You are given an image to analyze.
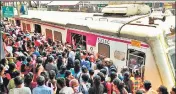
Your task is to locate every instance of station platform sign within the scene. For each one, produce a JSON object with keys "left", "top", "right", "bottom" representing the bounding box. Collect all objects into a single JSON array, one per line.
[{"left": 2, "top": 6, "right": 14, "bottom": 18}]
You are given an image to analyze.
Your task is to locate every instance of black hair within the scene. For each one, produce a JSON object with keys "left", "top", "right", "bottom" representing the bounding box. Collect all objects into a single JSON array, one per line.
[
  {"left": 0, "top": 64, "right": 4, "bottom": 73},
  {"left": 67, "top": 57, "right": 74, "bottom": 70},
  {"left": 49, "top": 70, "right": 56, "bottom": 80},
  {"left": 60, "top": 65, "right": 66, "bottom": 74},
  {"left": 110, "top": 72, "right": 117, "bottom": 82},
  {"left": 96, "top": 63, "right": 103, "bottom": 70},
  {"left": 16, "top": 56, "right": 22, "bottom": 61},
  {"left": 82, "top": 73, "right": 89, "bottom": 82},
  {"left": 82, "top": 66, "right": 88, "bottom": 73},
  {"left": 85, "top": 57, "right": 89, "bottom": 61},
  {"left": 37, "top": 76, "right": 45, "bottom": 86},
  {"left": 48, "top": 56, "right": 54, "bottom": 63},
  {"left": 21, "top": 56, "right": 26, "bottom": 61},
  {"left": 65, "top": 70, "right": 71, "bottom": 78},
  {"left": 113, "top": 78, "right": 124, "bottom": 94},
  {"left": 100, "top": 68, "right": 107, "bottom": 76},
  {"left": 24, "top": 72, "right": 33, "bottom": 87},
  {"left": 14, "top": 76, "right": 23, "bottom": 86},
  {"left": 21, "top": 64, "right": 26, "bottom": 72},
  {"left": 89, "top": 69, "right": 94, "bottom": 76},
  {"left": 172, "top": 86, "right": 176, "bottom": 93},
  {"left": 57, "top": 55, "right": 63, "bottom": 70},
  {"left": 8, "top": 63, "right": 16, "bottom": 72},
  {"left": 158, "top": 85, "right": 168, "bottom": 94},
  {"left": 83, "top": 51, "right": 87, "bottom": 56},
  {"left": 13, "top": 71, "right": 21, "bottom": 77},
  {"left": 57, "top": 77, "right": 66, "bottom": 88},
  {"left": 42, "top": 52, "right": 47, "bottom": 57},
  {"left": 35, "top": 64, "right": 41, "bottom": 73},
  {"left": 93, "top": 75, "right": 101, "bottom": 86},
  {"left": 18, "top": 47, "right": 23, "bottom": 52},
  {"left": 62, "top": 52, "right": 66, "bottom": 58},
  {"left": 144, "top": 80, "right": 152, "bottom": 91},
  {"left": 36, "top": 57, "right": 43, "bottom": 64},
  {"left": 34, "top": 37, "right": 37, "bottom": 41},
  {"left": 74, "top": 59, "right": 81, "bottom": 73},
  {"left": 0, "top": 58, "right": 6, "bottom": 66},
  {"left": 52, "top": 50, "right": 56, "bottom": 54},
  {"left": 41, "top": 71, "right": 49, "bottom": 83},
  {"left": 92, "top": 75, "right": 102, "bottom": 94},
  {"left": 123, "top": 72, "right": 130, "bottom": 81},
  {"left": 97, "top": 72, "right": 105, "bottom": 82},
  {"left": 134, "top": 70, "right": 140, "bottom": 77},
  {"left": 136, "top": 90, "right": 144, "bottom": 94}
]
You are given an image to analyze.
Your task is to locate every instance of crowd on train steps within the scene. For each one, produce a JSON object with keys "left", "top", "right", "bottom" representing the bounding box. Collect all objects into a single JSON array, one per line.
[{"left": 0, "top": 22, "right": 176, "bottom": 94}]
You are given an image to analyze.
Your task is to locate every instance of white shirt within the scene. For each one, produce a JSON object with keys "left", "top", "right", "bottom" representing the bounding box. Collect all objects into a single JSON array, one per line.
[
  {"left": 69, "top": 51, "right": 75, "bottom": 62},
  {"left": 59, "top": 86, "right": 74, "bottom": 94},
  {"left": 9, "top": 87, "right": 31, "bottom": 94}
]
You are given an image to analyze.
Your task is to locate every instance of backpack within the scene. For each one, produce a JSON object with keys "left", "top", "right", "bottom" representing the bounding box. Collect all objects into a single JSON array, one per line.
[{"left": 79, "top": 83, "right": 91, "bottom": 94}]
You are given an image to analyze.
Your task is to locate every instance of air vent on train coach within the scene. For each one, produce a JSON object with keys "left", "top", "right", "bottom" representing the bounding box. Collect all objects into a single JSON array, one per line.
[{"left": 101, "top": 4, "right": 151, "bottom": 16}]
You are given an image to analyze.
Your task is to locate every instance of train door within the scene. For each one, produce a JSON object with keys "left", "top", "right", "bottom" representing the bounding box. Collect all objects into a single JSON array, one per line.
[
  {"left": 16, "top": 20, "right": 21, "bottom": 26},
  {"left": 34, "top": 24, "right": 41, "bottom": 33},
  {"left": 126, "top": 49, "right": 146, "bottom": 80},
  {"left": 71, "top": 33, "right": 86, "bottom": 50},
  {"left": 22, "top": 23, "right": 26, "bottom": 32}
]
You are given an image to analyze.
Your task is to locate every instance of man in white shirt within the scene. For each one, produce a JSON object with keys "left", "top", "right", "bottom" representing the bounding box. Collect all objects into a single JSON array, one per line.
[
  {"left": 68, "top": 45, "right": 75, "bottom": 62},
  {"left": 9, "top": 76, "right": 31, "bottom": 94}
]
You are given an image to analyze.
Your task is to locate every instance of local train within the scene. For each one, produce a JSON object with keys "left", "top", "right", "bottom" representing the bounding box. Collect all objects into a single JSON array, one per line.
[{"left": 8, "top": 4, "right": 175, "bottom": 91}]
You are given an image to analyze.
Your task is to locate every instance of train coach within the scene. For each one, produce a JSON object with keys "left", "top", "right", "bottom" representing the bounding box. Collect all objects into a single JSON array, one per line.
[{"left": 8, "top": 5, "right": 175, "bottom": 91}]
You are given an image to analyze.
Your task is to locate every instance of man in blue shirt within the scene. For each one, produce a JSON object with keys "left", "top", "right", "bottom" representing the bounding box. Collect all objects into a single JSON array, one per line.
[
  {"left": 32, "top": 47, "right": 40, "bottom": 57},
  {"left": 32, "top": 76, "right": 53, "bottom": 94}
]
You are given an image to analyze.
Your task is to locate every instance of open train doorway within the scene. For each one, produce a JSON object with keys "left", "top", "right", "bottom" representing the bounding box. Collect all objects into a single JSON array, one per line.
[
  {"left": 127, "top": 49, "right": 146, "bottom": 80},
  {"left": 34, "top": 24, "right": 41, "bottom": 33},
  {"left": 16, "top": 20, "right": 21, "bottom": 26},
  {"left": 71, "top": 33, "right": 86, "bottom": 50}
]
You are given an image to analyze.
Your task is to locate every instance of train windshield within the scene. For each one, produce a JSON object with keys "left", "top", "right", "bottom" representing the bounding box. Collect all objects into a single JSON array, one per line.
[
  {"left": 167, "top": 46, "right": 175, "bottom": 76},
  {"left": 165, "top": 28, "right": 175, "bottom": 75}
]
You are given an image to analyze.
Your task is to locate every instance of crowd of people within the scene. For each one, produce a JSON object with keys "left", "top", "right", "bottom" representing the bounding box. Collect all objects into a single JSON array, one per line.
[{"left": 0, "top": 21, "right": 176, "bottom": 94}]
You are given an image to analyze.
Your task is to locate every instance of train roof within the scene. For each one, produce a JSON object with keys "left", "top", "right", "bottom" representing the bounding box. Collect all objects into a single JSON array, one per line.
[{"left": 16, "top": 10, "right": 175, "bottom": 42}]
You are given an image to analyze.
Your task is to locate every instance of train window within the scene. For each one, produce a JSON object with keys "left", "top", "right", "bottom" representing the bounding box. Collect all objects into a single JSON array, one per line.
[
  {"left": 16, "top": 20, "right": 21, "bottom": 26},
  {"left": 54, "top": 31, "right": 62, "bottom": 42},
  {"left": 45, "top": 29, "right": 53, "bottom": 40},
  {"left": 26, "top": 24, "right": 31, "bottom": 32},
  {"left": 22, "top": 23, "right": 26, "bottom": 32},
  {"left": 71, "top": 33, "right": 86, "bottom": 50},
  {"left": 98, "top": 43, "right": 110, "bottom": 58},
  {"left": 127, "top": 49, "right": 146, "bottom": 79},
  {"left": 34, "top": 24, "right": 41, "bottom": 33}
]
